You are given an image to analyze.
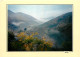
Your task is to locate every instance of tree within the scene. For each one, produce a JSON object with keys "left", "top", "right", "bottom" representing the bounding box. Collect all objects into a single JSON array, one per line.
[{"left": 16, "top": 32, "right": 53, "bottom": 51}]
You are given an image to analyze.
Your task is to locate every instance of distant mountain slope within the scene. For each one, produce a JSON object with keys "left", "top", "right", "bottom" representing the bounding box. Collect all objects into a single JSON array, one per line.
[
  {"left": 8, "top": 10, "right": 40, "bottom": 30},
  {"left": 8, "top": 10, "right": 18, "bottom": 31},
  {"left": 33, "top": 12, "right": 72, "bottom": 33},
  {"left": 32, "top": 12, "right": 72, "bottom": 49},
  {"left": 41, "top": 12, "right": 72, "bottom": 29}
]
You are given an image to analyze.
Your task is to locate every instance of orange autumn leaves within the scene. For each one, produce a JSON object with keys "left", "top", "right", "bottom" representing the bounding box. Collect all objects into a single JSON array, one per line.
[{"left": 16, "top": 32, "right": 53, "bottom": 51}]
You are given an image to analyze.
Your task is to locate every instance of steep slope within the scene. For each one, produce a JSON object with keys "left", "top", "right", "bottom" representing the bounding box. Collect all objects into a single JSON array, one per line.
[
  {"left": 8, "top": 10, "right": 18, "bottom": 31},
  {"left": 41, "top": 12, "right": 72, "bottom": 29},
  {"left": 8, "top": 10, "right": 40, "bottom": 30},
  {"left": 32, "top": 12, "right": 72, "bottom": 50},
  {"left": 33, "top": 12, "right": 72, "bottom": 34}
]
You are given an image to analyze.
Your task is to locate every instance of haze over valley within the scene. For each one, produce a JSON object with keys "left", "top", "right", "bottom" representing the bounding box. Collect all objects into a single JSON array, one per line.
[{"left": 8, "top": 5, "right": 72, "bottom": 51}]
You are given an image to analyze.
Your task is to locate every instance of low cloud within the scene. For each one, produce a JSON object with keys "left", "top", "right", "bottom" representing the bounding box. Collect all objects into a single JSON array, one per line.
[{"left": 12, "top": 22, "right": 24, "bottom": 26}]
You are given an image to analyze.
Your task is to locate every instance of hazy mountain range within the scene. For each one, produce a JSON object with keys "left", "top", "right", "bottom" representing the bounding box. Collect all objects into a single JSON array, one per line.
[
  {"left": 30, "top": 12, "right": 72, "bottom": 47},
  {"left": 8, "top": 10, "right": 41, "bottom": 30},
  {"left": 8, "top": 10, "right": 72, "bottom": 49}
]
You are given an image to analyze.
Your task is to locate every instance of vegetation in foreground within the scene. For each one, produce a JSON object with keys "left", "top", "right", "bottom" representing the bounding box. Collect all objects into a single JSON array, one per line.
[{"left": 8, "top": 31, "right": 53, "bottom": 51}]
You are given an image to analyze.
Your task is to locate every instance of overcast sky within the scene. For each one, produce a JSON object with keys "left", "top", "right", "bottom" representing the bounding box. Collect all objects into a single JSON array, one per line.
[{"left": 8, "top": 5, "right": 72, "bottom": 22}]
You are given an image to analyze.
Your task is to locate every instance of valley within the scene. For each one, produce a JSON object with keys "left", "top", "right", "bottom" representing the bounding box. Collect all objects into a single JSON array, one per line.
[{"left": 8, "top": 10, "right": 72, "bottom": 51}]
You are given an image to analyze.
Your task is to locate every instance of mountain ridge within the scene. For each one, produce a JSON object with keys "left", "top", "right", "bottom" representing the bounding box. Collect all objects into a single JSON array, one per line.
[
  {"left": 8, "top": 10, "right": 41, "bottom": 30},
  {"left": 30, "top": 12, "right": 72, "bottom": 48}
]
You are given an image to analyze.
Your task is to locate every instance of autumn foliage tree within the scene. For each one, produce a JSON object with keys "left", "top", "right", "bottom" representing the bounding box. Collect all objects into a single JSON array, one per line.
[{"left": 16, "top": 32, "right": 53, "bottom": 51}]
